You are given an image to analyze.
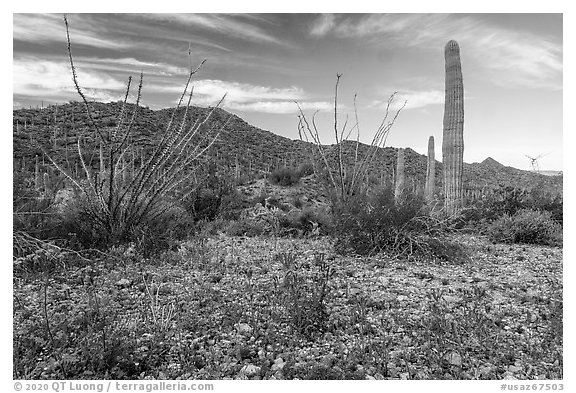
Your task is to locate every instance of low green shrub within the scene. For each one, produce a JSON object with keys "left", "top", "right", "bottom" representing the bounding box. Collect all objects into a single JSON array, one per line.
[
  {"left": 296, "top": 161, "right": 315, "bottom": 178},
  {"left": 278, "top": 208, "right": 333, "bottom": 236},
  {"left": 269, "top": 167, "right": 301, "bottom": 187},
  {"left": 224, "top": 218, "right": 266, "bottom": 237},
  {"left": 487, "top": 209, "right": 562, "bottom": 246},
  {"left": 273, "top": 252, "right": 335, "bottom": 337},
  {"left": 332, "top": 187, "right": 466, "bottom": 262},
  {"left": 461, "top": 185, "right": 563, "bottom": 228}
]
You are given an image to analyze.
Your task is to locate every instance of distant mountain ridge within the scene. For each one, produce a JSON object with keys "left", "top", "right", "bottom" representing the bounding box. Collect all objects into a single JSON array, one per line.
[{"left": 13, "top": 102, "right": 562, "bottom": 196}]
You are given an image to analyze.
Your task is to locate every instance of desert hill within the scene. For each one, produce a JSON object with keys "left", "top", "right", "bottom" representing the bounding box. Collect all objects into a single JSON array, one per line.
[{"left": 13, "top": 102, "right": 562, "bottom": 196}]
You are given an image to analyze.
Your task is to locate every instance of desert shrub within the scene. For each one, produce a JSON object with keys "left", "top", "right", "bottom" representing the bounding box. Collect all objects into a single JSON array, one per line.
[
  {"left": 186, "top": 189, "right": 222, "bottom": 221},
  {"left": 278, "top": 208, "right": 333, "bottom": 237},
  {"left": 333, "top": 187, "right": 466, "bottom": 262},
  {"left": 183, "top": 177, "right": 235, "bottom": 223},
  {"left": 296, "top": 161, "right": 315, "bottom": 177},
  {"left": 269, "top": 167, "right": 301, "bottom": 187},
  {"left": 292, "top": 195, "right": 304, "bottom": 209},
  {"left": 487, "top": 209, "right": 562, "bottom": 246},
  {"left": 273, "top": 252, "right": 335, "bottom": 337},
  {"left": 224, "top": 218, "right": 266, "bottom": 237},
  {"left": 131, "top": 207, "right": 196, "bottom": 257},
  {"left": 460, "top": 185, "right": 563, "bottom": 228},
  {"left": 524, "top": 190, "right": 563, "bottom": 225}
]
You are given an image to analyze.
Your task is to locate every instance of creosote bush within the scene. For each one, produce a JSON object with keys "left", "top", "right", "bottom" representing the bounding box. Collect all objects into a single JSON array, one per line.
[
  {"left": 487, "top": 209, "right": 562, "bottom": 246},
  {"left": 269, "top": 167, "right": 301, "bottom": 187},
  {"left": 273, "top": 251, "right": 335, "bottom": 337},
  {"left": 459, "top": 185, "right": 563, "bottom": 230},
  {"left": 278, "top": 208, "right": 333, "bottom": 237},
  {"left": 296, "top": 161, "right": 315, "bottom": 178},
  {"left": 333, "top": 187, "right": 466, "bottom": 263}
]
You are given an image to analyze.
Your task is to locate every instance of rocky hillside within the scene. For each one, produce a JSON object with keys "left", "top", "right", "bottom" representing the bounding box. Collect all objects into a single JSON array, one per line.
[{"left": 13, "top": 102, "right": 562, "bottom": 196}]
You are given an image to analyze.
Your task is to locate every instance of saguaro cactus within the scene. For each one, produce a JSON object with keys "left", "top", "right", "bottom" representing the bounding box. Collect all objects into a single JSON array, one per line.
[
  {"left": 34, "top": 155, "right": 41, "bottom": 191},
  {"left": 442, "top": 40, "right": 464, "bottom": 215},
  {"left": 43, "top": 172, "right": 52, "bottom": 195},
  {"left": 394, "top": 148, "right": 406, "bottom": 203},
  {"left": 425, "top": 136, "right": 436, "bottom": 202}
]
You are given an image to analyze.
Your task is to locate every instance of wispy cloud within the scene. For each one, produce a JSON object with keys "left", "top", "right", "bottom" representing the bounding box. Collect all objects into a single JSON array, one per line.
[
  {"left": 148, "top": 79, "right": 332, "bottom": 114},
  {"left": 13, "top": 14, "right": 130, "bottom": 50},
  {"left": 372, "top": 89, "right": 444, "bottom": 111},
  {"left": 310, "top": 14, "right": 336, "bottom": 37},
  {"left": 13, "top": 57, "right": 126, "bottom": 101},
  {"left": 310, "top": 14, "right": 562, "bottom": 90},
  {"left": 12, "top": 53, "right": 329, "bottom": 114},
  {"left": 76, "top": 57, "right": 188, "bottom": 77},
  {"left": 226, "top": 101, "right": 332, "bottom": 114},
  {"left": 136, "top": 14, "right": 289, "bottom": 46}
]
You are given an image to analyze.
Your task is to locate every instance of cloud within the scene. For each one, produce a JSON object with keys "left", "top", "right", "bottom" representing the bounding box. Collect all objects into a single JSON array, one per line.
[
  {"left": 13, "top": 13, "right": 130, "bottom": 50},
  {"left": 309, "top": 14, "right": 562, "bottom": 90},
  {"left": 372, "top": 89, "right": 444, "bottom": 111},
  {"left": 76, "top": 57, "right": 188, "bottom": 77},
  {"left": 136, "top": 14, "right": 288, "bottom": 46},
  {"left": 226, "top": 101, "right": 332, "bottom": 114},
  {"left": 13, "top": 57, "right": 126, "bottom": 101},
  {"left": 147, "top": 79, "right": 334, "bottom": 114},
  {"left": 310, "top": 14, "right": 336, "bottom": 37}
]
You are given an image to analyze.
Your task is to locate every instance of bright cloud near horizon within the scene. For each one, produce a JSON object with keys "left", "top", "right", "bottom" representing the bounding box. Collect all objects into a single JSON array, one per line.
[{"left": 13, "top": 13, "right": 563, "bottom": 171}]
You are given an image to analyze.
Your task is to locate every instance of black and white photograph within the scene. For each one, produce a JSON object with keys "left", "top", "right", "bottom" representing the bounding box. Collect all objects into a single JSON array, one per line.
[{"left": 9, "top": 7, "right": 566, "bottom": 390}]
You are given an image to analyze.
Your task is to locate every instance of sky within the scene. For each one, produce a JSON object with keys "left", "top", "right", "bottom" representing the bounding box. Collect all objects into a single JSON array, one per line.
[{"left": 12, "top": 13, "right": 563, "bottom": 171}]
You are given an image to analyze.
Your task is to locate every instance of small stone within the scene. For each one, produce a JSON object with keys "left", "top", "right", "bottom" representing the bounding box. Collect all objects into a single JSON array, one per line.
[
  {"left": 479, "top": 365, "right": 492, "bottom": 376},
  {"left": 443, "top": 295, "right": 460, "bottom": 303},
  {"left": 235, "top": 323, "right": 253, "bottom": 335},
  {"left": 271, "top": 358, "right": 285, "bottom": 372},
  {"left": 508, "top": 365, "right": 522, "bottom": 373},
  {"left": 477, "top": 281, "right": 490, "bottom": 289},
  {"left": 321, "top": 354, "right": 336, "bottom": 368},
  {"left": 445, "top": 351, "right": 462, "bottom": 367},
  {"left": 240, "top": 364, "right": 261, "bottom": 377},
  {"left": 502, "top": 371, "right": 518, "bottom": 380},
  {"left": 366, "top": 374, "right": 376, "bottom": 380},
  {"left": 115, "top": 278, "right": 131, "bottom": 288}
]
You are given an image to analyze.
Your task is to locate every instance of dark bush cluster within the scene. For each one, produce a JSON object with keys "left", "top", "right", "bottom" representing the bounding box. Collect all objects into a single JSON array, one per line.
[
  {"left": 487, "top": 209, "right": 562, "bottom": 246},
  {"left": 461, "top": 185, "right": 563, "bottom": 228},
  {"left": 269, "top": 167, "right": 301, "bottom": 187},
  {"left": 278, "top": 208, "right": 333, "bottom": 236},
  {"left": 296, "top": 161, "right": 315, "bottom": 177},
  {"left": 332, "top": 187, "right": 467, "bottom": 263}
]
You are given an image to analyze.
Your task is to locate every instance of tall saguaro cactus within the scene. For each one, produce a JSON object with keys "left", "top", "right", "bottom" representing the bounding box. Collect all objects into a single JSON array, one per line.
[
  {"left": 394, "top": 148, "right": 406, "bottom": 203},
  {"left": 442, "top": 40, "right": 464, "bottom": 215},
  {"left": 425, "top": 136, "right": 435, "bottom": 202},
  {"left": 34, "top": 155, "right": 41, "bottom": 191}
]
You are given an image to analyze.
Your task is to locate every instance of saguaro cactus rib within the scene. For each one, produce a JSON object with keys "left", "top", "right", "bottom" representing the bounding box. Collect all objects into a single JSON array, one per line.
[{"left": 442, "top": 40, "right": 464, "bottom": 215}]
